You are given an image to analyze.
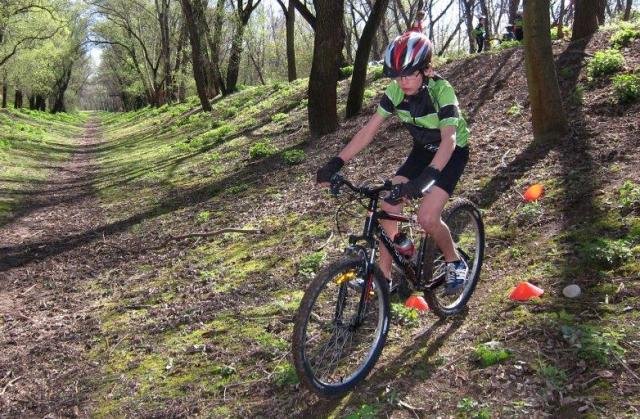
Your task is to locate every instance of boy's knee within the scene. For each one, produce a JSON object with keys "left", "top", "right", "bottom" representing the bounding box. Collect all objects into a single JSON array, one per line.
[{"left": 419, "top": 214, "right": 441, "bottom": 233}]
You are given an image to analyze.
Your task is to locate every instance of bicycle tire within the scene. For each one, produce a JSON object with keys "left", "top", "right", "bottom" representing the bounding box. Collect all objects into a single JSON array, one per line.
[
  {"left": 292, "top": 258, "right": 390, "bottom": 397},
  {"left": 423, "top": 198, "right": 485, "bottom": 318}
]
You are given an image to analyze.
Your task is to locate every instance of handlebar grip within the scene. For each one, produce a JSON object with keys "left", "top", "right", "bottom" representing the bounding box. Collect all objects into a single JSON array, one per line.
[{"left": 330, "top": 173, "right": 343, "bottom": 196}]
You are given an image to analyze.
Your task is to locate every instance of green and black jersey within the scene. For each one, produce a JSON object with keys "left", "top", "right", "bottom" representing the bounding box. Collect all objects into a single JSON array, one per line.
[{"left": 377, "top": 75, "right": 470, "bottom": 148}]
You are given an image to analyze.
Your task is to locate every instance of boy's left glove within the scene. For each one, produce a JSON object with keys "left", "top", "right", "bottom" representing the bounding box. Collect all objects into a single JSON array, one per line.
[{"left": 384, "top": 166, "right": 441, "bottom": 204}]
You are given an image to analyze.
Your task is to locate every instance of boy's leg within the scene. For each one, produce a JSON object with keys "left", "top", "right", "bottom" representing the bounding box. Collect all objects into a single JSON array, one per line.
[
  {"left": 378, "top": 175, "right": 409, "bottom": 279},
  {"left": 416, "top": 186, "right": 457, "bottom": 262}
]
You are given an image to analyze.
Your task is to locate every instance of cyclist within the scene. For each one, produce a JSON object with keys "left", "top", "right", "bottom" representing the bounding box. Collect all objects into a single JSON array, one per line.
[{"left": 316, "top": 30, "right": 470, "bottom": 295}]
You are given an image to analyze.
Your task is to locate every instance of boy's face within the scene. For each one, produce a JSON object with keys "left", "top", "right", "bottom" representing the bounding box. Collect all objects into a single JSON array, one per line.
[{"left": 395, "top": 70, "right": 423, "bottom": 96}]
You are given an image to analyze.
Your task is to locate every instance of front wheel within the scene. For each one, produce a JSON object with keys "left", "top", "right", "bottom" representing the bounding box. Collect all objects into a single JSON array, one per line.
[
  {"left": 423, "top": 198, "right": 485, "bottom": 318},
  {"left": 292, "top": 258, "right": 390, "bottom": 397}
]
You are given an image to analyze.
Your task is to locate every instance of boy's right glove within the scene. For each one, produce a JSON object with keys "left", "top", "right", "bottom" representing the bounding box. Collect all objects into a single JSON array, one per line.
[{"left": 316, "top": 157, "right": 344, "bottom": 183}]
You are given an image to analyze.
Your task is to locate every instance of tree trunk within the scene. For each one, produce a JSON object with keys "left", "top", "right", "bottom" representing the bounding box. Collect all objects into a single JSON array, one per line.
[
  {"left": 596, "top": 0, "right": 606, "bottom": 24},
  {"left": 36, "top": 95, "right": 46, "bottom": 111},
  {"left": 226, "top": 24, "right": 246, "bottom": 92},
  {"left": 285, "top": 3, "right": 297, "bottom": 81},
  {"left": 557, "top": 0, "right": 565, "bottom": 38},
  {"left": 180, "top": 0, "right": 212, "bottom": 111},
  {"left": 157, "top": 0, "right": 172, "bottom": 103},
  {"left": 277, "top": 0, "right": 298, "bottom": 81},
  {"left": 508, "top": 0, "right": 519, "bottom": 23},
  {"left": 572, "top": 0, "right": 600, "bottom": 40},
  {"left": 478, "top": 0, "right": 491, "bottom": 50},
  {"left": 346, "top": 0, "right": 390, "bottom": 118},
  {"left": 29, "top": 95, "right": 36, "bottom": 110},
  {"left": 623, "top": 0, "right": 633, "bottom": 20},
  {"left": 15, "top": 89, "right": 23, "bottom": 108},
  {"left": 52, "top": 64, "right": 73, "bottom": 113},
  {"left": 523, "top": 0, "right": 567, "bottom": 142},
  {"left": 193, "top": 0, "right": 221, "bottom": 97},
  {"left": 461, "top": 0, "right": 475, "bottom": 53},
  {"left": 1, "top": 80, "right": 7, "bottom": 108},
  {"left": 308, "top": 0, "right": 345, "bottom": 136}
]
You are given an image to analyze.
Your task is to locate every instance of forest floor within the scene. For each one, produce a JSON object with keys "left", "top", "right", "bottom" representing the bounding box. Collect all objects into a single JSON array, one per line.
[{"left": 1, "top": 26, "right": 640, "bottom": 418}]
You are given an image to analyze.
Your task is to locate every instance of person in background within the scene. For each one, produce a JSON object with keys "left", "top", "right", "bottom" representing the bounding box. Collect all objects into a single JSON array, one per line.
[
  {"left": 503, "top": 24, "right": 515, "bottom": 41},
  {"left": 514, "top": 12, "right": 524, "bottom": 41},
  {"left": 472, "top": 16, "right": 487, "bottom": 53}
]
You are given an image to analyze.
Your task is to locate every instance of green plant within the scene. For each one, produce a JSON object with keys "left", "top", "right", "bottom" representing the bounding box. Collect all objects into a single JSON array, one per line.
[
  {"left": 612, "top": 73, "right": 640, "bottom": 103},
  {"left": 578, "top": 237, "right": 633, "bottom": 270},
  {"left": 249, "top": 140, "right": 278, "bottom": 159},
  {"left": 390, "top": 303, "right": 420, "bottom": 327},
  {"left": 497, "top": 39, "right": 521, "bottom": 50},
  {"left": 345, "top": 404, "right": 378, "bottom": 419},
  {"left": 457, "top": 397, "right": 491, "bottom": 418},
  {"left": 369, "top": 64, "right": 384, "bottom": 80},
  {"left": 282, "top": 149, "right": 306, "bottom": 165},
  {"left": 561, "top": 325, "right": 625, "bottom": 365},
  {"left": 586, "top": 49, "right": 625, "bottom": 78},
  {"left": 610, "top": 23, "right": 640, "bottom": 49},
  {"left": 569, "top": 84, "right": 585, "bottom": 105},
  {"left": 272, "top": 363, "right": 299, "bottom": 386},
  {"left": 558, "top": 66, "right": 573, "bottom": 78},
  {"left": 298, "top": 251, "right": 326, "bottom": 276},
  {"left": 506, "top": 103, "right": 523, "bottom": 117},
  {"left": 550, "top": 25, "right": 571, "bottom": 40},
  {"left": 535, "top": 360, "right": 567, "bottom": 387},
  {"left": 196, "top": 210, "right": 211, "bottom": 224},
  {"left": 514, "top": 201, "right": 544, "bottom": 225},
  {"left": 618, "top": 180, "right": 640, "bottom": 208},
  {"left": 473, "top": 342, "right": 511, "bottom": 367},
  {"left": 339, "top": 65, "right": 354, "bottom": 78},
  {"left": 271, "top": 112, "right": 288, "bottom": 122}
]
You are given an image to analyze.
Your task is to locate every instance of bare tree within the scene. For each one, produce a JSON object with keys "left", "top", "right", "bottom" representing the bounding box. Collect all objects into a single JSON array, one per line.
[
  {"left": 276, "top": 0, "right": 297, "bottom": 81},
  {"left": 346, "top": 0, "right": 389, "bottom": 118},
  {"left": 226, "top": 0, "right": 262, "bottom": 92},
  {"left": 523, "top": 0, "right": 567, "bottom": 142},
  {"left": 308, "top": 0, "right": 344, "bottom": 136},
  {"left": 179, "top": 0, "right": 212, "bottom": 110},
  {"left": 572, "top": 0, "right": 600, "bottom": 40}
]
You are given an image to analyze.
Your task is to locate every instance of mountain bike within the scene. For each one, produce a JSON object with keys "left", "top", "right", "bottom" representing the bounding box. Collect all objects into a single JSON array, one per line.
[{"left": 292, "top": 174, "right": 484, "bottom": 397}]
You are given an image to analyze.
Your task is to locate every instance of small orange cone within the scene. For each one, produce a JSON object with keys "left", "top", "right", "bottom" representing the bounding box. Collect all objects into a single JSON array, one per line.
[
  {"left": 523, "top": 183, "right": 544, "bottom": 202},
  {"left": 405, "top": 295, "right": 429, "bottom": 311},
  {"left": 509, "top": 282, "right": 544, "bottom": 301}
]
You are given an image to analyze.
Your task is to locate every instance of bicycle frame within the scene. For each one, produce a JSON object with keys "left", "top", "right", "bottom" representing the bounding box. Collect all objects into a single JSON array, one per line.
[{"left": 346, "top": 193, "right": 429, "bottom": 314}]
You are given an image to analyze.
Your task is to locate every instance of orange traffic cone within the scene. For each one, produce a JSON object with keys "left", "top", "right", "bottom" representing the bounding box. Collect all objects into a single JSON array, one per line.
[
  {"left": 523, "top": 183, "right": 544, "bottom": 202},
  {"left": 405, "top": 295, "right": 429, "bottom": 311},
  {"left": 509, "top": 282, "right": 544, "bottom": 301}
]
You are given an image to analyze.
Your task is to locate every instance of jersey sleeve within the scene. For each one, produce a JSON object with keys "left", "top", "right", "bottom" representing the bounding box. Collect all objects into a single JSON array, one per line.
[
  {"left": 434, "top": 80, "right": 461, "bottom": 128},
  {"left": 376, "top": 81, "right": 404, "bottom": 118}
]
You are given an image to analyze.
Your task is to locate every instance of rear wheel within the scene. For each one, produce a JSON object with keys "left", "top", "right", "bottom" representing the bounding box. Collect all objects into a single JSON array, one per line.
[
  {"left": 292, "top": 258, "right": 390, "bottom": 397},
  {"left": 423, "top": 198, "right": 485, "bottom": 318}
]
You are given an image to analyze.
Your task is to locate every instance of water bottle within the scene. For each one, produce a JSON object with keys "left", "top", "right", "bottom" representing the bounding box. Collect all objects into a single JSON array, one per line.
[{"left": 393, "top": 232, "right": 415, "bottom": 258}]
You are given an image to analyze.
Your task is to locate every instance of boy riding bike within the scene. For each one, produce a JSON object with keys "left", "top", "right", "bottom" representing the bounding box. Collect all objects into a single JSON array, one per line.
[{"left": 317, "top": 30, "right": 470, "bottom": 295}]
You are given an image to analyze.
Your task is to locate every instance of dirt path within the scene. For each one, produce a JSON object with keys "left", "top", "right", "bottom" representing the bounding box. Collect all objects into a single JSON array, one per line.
[{"left": 0, "top": 118, "right": 106, "bottom": 416}]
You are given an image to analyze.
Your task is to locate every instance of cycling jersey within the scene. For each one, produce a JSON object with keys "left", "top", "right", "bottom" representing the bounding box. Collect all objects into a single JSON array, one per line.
[
  {"left": 377, "top": 75, "right": 470, "bottom": 148},
  {"left": 472, "top": 25, "right": 486, "bottom": 38}
]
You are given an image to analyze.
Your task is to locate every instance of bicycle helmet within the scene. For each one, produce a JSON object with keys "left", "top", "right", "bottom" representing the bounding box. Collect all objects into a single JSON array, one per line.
[{"left": 383, "top": 31, "right": 433, "bottom": 78}]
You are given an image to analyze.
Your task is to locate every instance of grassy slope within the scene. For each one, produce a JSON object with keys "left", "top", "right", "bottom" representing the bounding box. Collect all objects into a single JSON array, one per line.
[
  {"left": 50, "top": 23, "right": 640, "bottom": 417},
  {"left": 0, "top": 108, "right": 87, "bottom": 222}
]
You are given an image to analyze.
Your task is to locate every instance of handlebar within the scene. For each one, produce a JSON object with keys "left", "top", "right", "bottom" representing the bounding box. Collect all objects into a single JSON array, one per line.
[{"left": 329, "top": 173, "right": 394, "bottom": 199}]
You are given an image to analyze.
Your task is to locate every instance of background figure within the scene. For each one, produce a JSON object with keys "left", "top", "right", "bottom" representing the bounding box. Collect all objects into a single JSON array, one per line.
[
  {"left": 503, "top": 24, "right": 515, "bottom": 41},
  {"left": 514, "top": 12, "right": 524, "bottom": 41},
  {"left": 473, "top": 16, "right": 487, "bottom": 53}
]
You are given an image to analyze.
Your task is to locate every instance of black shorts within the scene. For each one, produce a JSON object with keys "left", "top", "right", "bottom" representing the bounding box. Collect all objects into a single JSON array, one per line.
[{"left": 396, "top": 145, "right": 469, "bottom": 195}]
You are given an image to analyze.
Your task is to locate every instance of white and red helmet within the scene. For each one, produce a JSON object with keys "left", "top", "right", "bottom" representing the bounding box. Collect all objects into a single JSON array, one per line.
[{"left": 383, "top": 31, "right": 433, "bottom": 78}]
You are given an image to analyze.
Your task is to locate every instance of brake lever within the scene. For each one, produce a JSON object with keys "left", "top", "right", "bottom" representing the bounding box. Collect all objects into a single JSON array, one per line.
[{"left": 330, "top": 173, "right": 343, "bottom": 196}]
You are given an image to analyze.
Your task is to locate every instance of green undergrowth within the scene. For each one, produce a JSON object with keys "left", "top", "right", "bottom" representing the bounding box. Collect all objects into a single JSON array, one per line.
[{"left": 0, "top": 108, "right": 86, "bottom": 223}]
